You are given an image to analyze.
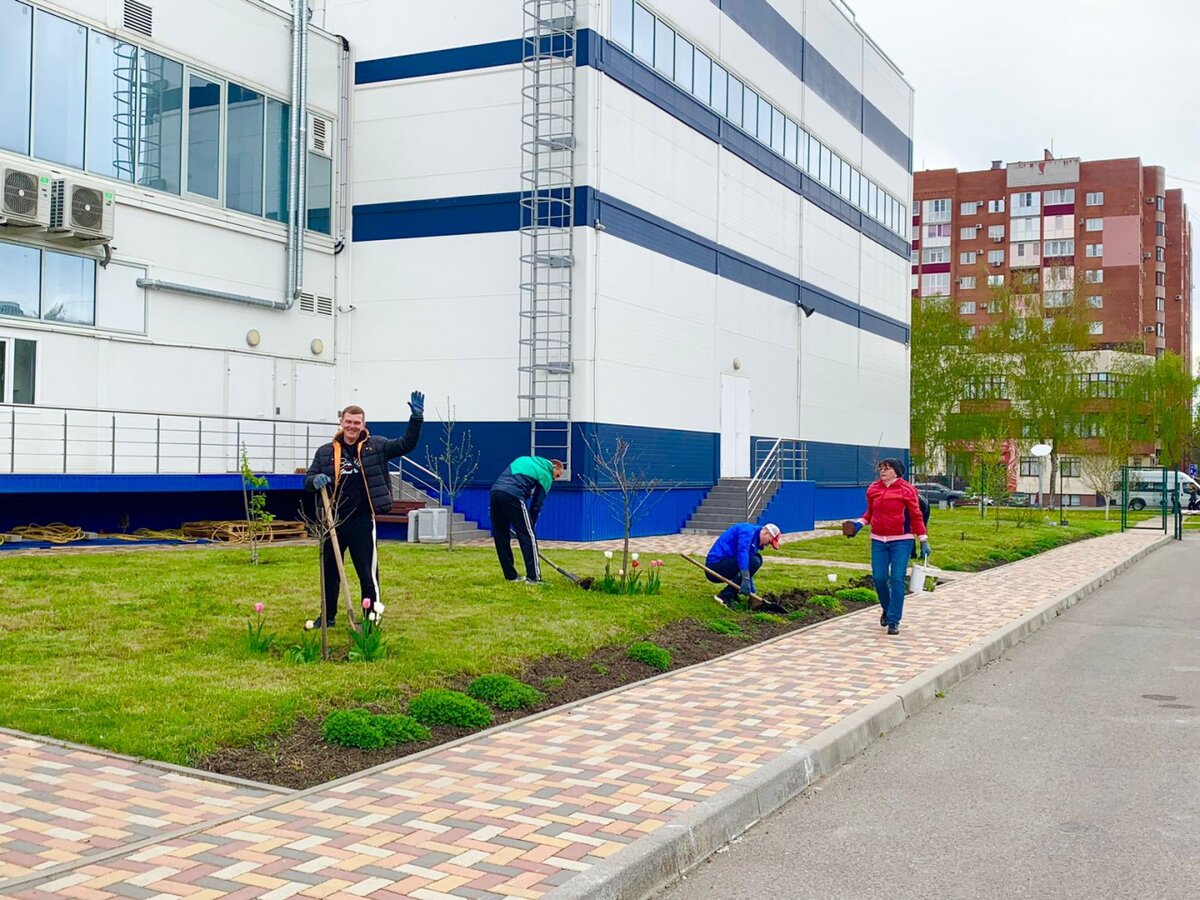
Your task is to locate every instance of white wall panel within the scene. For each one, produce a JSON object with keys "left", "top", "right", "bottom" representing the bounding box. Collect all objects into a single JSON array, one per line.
[
  {"left": 859, "top": 237, "right": 909, "bottom": 323},
  {"left": 716, "top": 14, "right": 803, "bottom": 121},
  {"left": 800, "top": 199, "right": 860, "bottom": 303},
  {"left": 860, "top": 140, "right": 911, "bottom": 206},
  {"left": 802, "top": 0, "right": 863, "bottom": 93},
  {"left": 598, "top": 78, "right": 721, "bottom": 241},
  {"left": 347, "top": 234, "right": 520, "bottom": 422},
  {"left": 862, "top": 41, "right": 912, "bottom": 139},
  {"left": 717, "top": 150, "right": 802, "bottom": 277},
  {"left": 326, "top": 0, "right": 521, "bottom": 64},
  {"left": 354, "top": 69, "right": 523, "bottom": 204}
]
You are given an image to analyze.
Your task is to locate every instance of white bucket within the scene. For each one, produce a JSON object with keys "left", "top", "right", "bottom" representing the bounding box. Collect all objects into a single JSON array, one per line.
[{"left": 909, "top": 562, "right": 936, "bottom": 595}]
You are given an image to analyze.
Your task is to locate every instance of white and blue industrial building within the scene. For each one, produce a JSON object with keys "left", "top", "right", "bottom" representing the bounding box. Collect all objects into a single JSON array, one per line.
[{"left": 0, "top": 0, "right": 913, "bottom": 541}]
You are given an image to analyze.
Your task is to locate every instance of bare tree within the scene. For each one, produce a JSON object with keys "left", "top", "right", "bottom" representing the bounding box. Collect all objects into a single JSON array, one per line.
[
  {"left": 581, "top": 432, "right": 678, "bottom": 588},
  {"left": 424, "top": 399, "right": 480, "bottom": 550}
]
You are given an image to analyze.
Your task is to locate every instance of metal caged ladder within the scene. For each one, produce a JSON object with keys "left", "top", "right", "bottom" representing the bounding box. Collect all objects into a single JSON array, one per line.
[{"left": 518, "top": 0, "right": 576, "bottom": 472}]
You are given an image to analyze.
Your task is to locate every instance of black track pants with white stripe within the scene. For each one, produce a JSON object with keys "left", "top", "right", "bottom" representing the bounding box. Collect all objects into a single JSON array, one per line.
[
  {"left": 321, "top": 514, "right": 381, "bottom": 622},
  {"left": 490, "top": 489, "right": 540, "bottom": 581}
]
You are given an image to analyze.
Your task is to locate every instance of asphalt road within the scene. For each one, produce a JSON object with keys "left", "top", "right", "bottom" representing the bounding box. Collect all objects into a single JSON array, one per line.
[{"left": 660, "top": 539, "right": 1200, "bottom": 900}]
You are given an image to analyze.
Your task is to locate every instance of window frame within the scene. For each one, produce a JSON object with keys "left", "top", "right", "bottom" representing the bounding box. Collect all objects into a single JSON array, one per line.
[{"left": 182, "top": 67, "right": 226, "bottom": 206}]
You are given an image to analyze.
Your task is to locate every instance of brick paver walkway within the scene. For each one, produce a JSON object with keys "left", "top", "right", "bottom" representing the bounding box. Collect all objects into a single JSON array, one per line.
[{"left": 0, "top": 531, "right": 1161, "bottom": 899}]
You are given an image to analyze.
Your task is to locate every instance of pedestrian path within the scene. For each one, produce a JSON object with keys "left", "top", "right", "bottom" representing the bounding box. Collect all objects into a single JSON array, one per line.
[{"left": 0, "top": 531, "right": 1163, "bottom": 899}]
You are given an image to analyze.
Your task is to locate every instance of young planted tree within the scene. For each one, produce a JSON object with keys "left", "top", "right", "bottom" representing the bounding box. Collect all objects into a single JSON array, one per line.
[
  {"left": 424, "top": 399, "right": 480, "bottom": 550},
  {"left": 581, "top": 432, "right": 677, "bottom": 589},
  {"left": 1078, "top": 451, "right": 1124, "bottom": 519},
  {"left": 239, "top": 445, "right": 275, "bottom": 564}
]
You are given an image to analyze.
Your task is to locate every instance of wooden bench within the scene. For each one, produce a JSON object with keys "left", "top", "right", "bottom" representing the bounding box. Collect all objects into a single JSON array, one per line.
[{"left": 374, "top": 499, "right": 427, "bottom": 525}]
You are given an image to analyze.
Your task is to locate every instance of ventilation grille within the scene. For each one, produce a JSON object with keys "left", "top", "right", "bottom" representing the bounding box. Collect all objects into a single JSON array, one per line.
[
  {"left": 3, "top": 169, "right": 38, "bottom": 216},
  {"left": 50, "top": 179, "right": 66, "bottom": 226},
  {"left": 71, "top": 186, "right": 106, "bottom": 230},
  {"left": 310, "top": 116, "right": 328, "bottom": 155},
  {"left": 123, "top": 0, "right": 153, "bottom": 36},
  {"left": 299, "top": 294, "right": 334, "bottom": 317}
]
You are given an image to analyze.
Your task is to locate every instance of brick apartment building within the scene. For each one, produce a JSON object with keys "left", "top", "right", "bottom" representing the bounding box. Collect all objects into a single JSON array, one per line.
[{"left": 912, "top": 153, "right": 1193, "bottom": 370}]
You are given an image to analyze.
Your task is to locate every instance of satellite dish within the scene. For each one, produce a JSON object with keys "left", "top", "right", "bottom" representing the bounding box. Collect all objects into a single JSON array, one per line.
[{"left": 1030, "top": 443, "right": 1052, "bottom": 458}]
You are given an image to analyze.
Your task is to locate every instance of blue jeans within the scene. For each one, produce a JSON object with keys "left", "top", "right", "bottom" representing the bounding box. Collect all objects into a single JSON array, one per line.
[{"left": 871, "top": 538, "right": 913, "bottom": 626}]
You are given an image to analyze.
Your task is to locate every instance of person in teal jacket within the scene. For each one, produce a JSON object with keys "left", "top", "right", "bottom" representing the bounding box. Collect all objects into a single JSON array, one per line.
[{"left": 490, "top": 456, "right": 565, "bottom": 582}]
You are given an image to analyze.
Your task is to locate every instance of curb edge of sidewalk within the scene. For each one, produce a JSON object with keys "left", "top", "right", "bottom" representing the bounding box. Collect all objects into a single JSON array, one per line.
[{"left": 547, "top": 534, "right": 1172, "bottom": 900}]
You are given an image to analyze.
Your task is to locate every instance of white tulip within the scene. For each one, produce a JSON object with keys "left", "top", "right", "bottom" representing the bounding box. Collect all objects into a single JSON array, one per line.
[
  {"left": 368, "top": 611, "right": 377, "bottom": 622},
  {"left": 631, "top": 552, "right": 639, "bottom": 561},
  {"left": 375, "top": 602, "right": 385, "bottom": 613},
  {"left": 604, "top": 550, "right": 613, "bottom": 559},
  {"left": 618, "top": 569, "right": 624, "bottom": 576},
  {"left": 304, "top": 620, "right": 315, "bottom": 631}
]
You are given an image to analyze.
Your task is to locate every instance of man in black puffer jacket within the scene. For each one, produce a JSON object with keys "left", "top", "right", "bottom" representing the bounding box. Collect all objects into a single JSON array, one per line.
[{"left": 304, "top": 392, "right": 423, "bottom": 627}]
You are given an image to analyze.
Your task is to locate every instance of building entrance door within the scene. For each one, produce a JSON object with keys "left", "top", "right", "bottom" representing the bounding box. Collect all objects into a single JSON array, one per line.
[{"left": 720, "top": 373, "right": 751, "bottom": 477}]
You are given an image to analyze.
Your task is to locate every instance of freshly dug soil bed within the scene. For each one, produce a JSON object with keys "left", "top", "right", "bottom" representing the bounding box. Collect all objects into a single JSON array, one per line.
[{"left": 201, "top": 578, "right": 877, "bottom": 789}]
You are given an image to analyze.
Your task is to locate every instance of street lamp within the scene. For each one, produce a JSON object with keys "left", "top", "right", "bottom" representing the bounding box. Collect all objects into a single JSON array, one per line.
[{"left": 1031, "top": 443, "right": 1052, "bottom": 509}]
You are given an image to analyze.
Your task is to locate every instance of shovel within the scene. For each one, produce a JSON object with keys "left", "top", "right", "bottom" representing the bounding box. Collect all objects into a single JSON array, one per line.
[
  {"left": 319, "top": 486, "right": 361, "bottom": 633},
  {"left": 537, "top": 551, "right": 595, "bottom": 590},
  {"left": 678, "top": 554, "right": 788, "bottom": 614}
]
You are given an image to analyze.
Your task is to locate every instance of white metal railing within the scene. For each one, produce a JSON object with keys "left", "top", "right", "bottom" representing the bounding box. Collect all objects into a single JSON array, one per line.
[
  {"left": 0, "top": 403, "right": 337, "bottom": 476},
  {"left": 390, "top": 456, "right": 444, "bottom": 506},
  {"left": 748, "top": 437, "right": 808, "bottom": 520}
]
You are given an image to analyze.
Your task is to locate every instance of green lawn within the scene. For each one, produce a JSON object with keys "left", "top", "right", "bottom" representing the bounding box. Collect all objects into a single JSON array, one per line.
[
  {"left": 0, "top": 544, "right": 839, "bottom": 764},
  {"left": 774, "top": 506, "right": 1147, "bottom": 572}
]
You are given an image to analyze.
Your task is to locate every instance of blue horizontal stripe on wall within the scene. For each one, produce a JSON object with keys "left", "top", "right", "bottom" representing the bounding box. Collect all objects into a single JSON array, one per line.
[
  {"left": 354, "top": 25, "right": 911, "bottom": 175},
  {"left": 354, "top": 187, "right": 909, "bottom": 345},
  {"left": 707, "top": 0, "right": 912, "bottom": 170}
]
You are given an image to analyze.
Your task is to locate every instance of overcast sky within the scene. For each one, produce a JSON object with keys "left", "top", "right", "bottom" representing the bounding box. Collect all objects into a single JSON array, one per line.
[
  {"left": 850, "top": 0, "right": 1199, "bottom": 354},
  {"left": 851, "top": 0, "right": 1200, "bottom": 202}
]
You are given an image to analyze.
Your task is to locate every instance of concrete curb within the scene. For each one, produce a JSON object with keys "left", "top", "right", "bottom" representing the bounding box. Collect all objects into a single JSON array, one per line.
[{"left": 547, "top": 534, "right": 1171, "bottom": 900}]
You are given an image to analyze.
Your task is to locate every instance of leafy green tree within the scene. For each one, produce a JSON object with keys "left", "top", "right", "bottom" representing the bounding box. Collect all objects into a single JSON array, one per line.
[{"left": 910, "top": 294, "right": 979, "bottom": 478}]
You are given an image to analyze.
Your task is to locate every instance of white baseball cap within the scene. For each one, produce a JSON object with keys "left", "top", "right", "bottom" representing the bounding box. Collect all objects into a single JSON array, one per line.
[{"left": 762, "top": 523, "right": 781, "bottom": 548}]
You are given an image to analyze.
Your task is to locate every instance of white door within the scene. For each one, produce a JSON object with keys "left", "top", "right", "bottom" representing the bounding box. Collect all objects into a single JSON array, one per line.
[{"left": 720, "top": 374, "right": 751, "bottom": 477}]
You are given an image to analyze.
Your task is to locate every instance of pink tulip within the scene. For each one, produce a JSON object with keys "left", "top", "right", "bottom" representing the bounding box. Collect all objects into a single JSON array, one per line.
[
  {"left": 254, "top": 602, "right": 264, "bottom": 614},
  {"left": 362, "top": 598, "right": 373, "bottom": 610}
]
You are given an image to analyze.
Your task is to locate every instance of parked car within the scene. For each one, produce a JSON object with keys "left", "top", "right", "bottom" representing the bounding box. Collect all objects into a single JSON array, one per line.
[
  {"left": 1003, "top": 492, "right": 1034, "bottom": 507},
  {"left": 913, "top": 482, "right": 965, "bottom": 504},
  {"left": 956, "top": 493, "right": 995, "bottom": 507}
]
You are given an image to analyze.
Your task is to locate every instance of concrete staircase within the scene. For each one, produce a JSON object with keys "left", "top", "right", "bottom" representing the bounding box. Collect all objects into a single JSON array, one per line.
[
  {"left": 390, "top": 475, "right": 490, "bottom": 543},
  {"left": 682, "top": 477, "right": 776, "bottom": 533}
]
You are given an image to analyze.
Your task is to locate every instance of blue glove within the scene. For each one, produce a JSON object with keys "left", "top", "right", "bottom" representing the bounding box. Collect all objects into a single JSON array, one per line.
[
  {"left": 738, "top": 569, "right": 753, "bottom": 595},
  {"left": 312, "top": 473, "right": 331, "bottom": 490},
  {"left": 921, "top": 538, "right": 931, "bottom": 559},
  {"left": 408, "top": 390, "right": 425, "bottom": 417}
]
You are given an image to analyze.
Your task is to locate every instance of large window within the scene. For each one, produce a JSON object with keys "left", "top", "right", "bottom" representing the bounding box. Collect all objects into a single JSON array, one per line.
[
  {"left": 1019, "top": 457, "right": 1040, "bottom": 477},
  {"left": 33, "top": 10, "right": 87, "bottom": 168},
  {"left": 187, "top": 74, "right": 222, "bottom": 198},
  {"left": 41, "top": 251, "right": 96, "bottom": 325},
  {"left": 264, "top": 99, "right": 290, "bottom": 221},
  {"left": 1, "top": 5, "right": 318, "bottom": 230},
  {"left": 1, "top": 0, "right": 33, "bottom": 155},
  {"left": 0, "top": 242, "right": 40, "bottom": 319},
  {"left": 0, "top": 241, "right": 95, "bottom": 326},
  {"left": 632, "top": 3, "right": 653, "bottom": 63},
  {"left": 226, "top": 83, "right": 265, "bottom": 216},
  {"left": 85, "top": 32, "right": 138, "bottom": 181},
  {"left": 137, "top": 51, "right": 183, "bottom": 193},
  {"left": 612, "top": 0, "right": 633, "bottom": 48},
  {"left": 0, "top": 338, "right": 37, "bottom": 404},
  {"left": 307, "top": 152, "right": 332, "bottom": 235}
]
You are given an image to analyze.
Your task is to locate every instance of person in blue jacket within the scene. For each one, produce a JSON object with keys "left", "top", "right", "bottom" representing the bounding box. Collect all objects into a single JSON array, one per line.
[{"left": 705, "top": 522, "right": 782, "bottom": 606}]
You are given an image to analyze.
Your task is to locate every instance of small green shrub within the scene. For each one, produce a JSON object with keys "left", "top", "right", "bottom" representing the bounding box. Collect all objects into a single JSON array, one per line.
[
  {"left": 467, "top": 674, "right": 545, "bottom": 711},
  {"left": 834, "top": 587, "right": 878, "bottom": 604},
  {"left": 321, "top": 709, "right": 430, "bottom": 750},
  {"left": 750, "top": 612, "right": 787, "bottom": 626},
  {"left": 592, "top": 663, "right": 608, "bottom": 675},
  {"left": 407, "top": 689, "right": 493, "bottom": 729},
  {"left": 786, "top": 607, "right": 814, "bottom": 622},
  {"left": 808, "top": 594, "right": 847, "bottom": 614},
  {"left": 542, "top": 675, "right": 566, "bottom": 689},
  {"left": 706, "top": 619, "right": 744, "bottom": 636},
  {"left": 628, "top": 641, "right": 672, "bottom": 671}
]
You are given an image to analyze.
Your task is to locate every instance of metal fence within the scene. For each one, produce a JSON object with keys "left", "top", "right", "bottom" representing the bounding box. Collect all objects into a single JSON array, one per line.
[{"left": 0, "top": 403, "right": 338, "bottom": 476}]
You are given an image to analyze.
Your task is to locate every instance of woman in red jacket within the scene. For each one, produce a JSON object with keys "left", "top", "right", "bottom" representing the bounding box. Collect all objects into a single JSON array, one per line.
[{"left": 843, "top": 458, "right": 930, "bottom": 635}]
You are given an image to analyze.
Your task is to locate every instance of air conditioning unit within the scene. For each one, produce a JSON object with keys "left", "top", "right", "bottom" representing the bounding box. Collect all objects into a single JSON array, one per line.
[
  {"left": 1142, "top": 252, "right": 1152, "bottom": 260},
  {"left": 1176, "top": 295, "right": 1183, "bottom": 301},
  {"left": 1143, "top": 326, "right": 1156, "bottom": 333},
  {"left": 50, "top": 179, "right": 115, "bottom": 241},
  {"left": 1, "top": 166, "right": 53, "bottom": 228},
  {"left": 992, "top": 236, "right": 1003, "bottom": 243}
]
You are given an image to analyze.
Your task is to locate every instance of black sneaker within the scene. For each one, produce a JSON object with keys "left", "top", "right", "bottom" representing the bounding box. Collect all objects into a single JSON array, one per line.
[
  {"left": 887, "top": 623, "right": 899, "bottom": 635},
  {"left": 880, "top": 612, "right": 887, "bottom": 627}
]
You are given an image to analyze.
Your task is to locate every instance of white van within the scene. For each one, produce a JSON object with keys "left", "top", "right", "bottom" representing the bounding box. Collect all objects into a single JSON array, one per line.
[{"left": 1119, "top": 469, "right": 1200, "bottom": 511}]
